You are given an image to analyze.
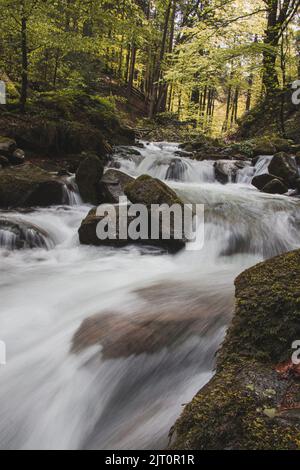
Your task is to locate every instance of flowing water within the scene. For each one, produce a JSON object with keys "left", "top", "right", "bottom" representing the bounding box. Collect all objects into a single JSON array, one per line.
[{"left": 0, "top": 142, "right": 300, "bottom": 450}]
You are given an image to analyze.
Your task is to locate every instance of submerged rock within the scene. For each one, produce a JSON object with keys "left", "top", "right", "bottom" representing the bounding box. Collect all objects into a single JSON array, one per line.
[
  {"left": 75, "top": 155, "right": 104, "bottom": 204},
  {"left": 0, "top": 217, "right": 52, "bottom": 250},
  {"left": 0, "top": 164, "right": 65, "bottom": 208},
  {"left": 170, "top": 250, "right": 300, "bottom": 450},
  {"left": 71, "top": 280, "right": 230, "bottom": 359}
]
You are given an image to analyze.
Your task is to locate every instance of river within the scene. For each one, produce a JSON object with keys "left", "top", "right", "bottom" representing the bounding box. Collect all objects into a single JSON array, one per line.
[{"left": 0, "top": 142, "right": 300, "bottom": 449}]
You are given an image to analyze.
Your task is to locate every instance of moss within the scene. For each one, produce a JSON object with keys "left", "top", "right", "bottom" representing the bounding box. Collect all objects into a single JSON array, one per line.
[
  {"left": 125, "top": 174, "right": 183, "bottom": 206},
  {"left": 171, "top": 359, "right": 300, "bottom": 450},
  {"left": 219, "top": 250, "right": 300, "bottom": 367},
  {"left": 0, "top": 164, "right": 64, "bottom": 208},
  {"left": 170, "top": 250, "right": 300, "bottom": 450}
]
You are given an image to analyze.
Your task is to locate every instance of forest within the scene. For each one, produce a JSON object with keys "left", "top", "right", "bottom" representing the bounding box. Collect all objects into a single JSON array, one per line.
[
  {"left": 0, "top": 0, "right": 300, "bottom": 453},
  {"left": 0, "top": 0, "right": 299, "bottom": 133}
]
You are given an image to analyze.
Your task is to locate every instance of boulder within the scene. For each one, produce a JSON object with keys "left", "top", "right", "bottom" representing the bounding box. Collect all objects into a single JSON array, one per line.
[
  {"left": 268, "top": 152, "right": 298, "bottom": 187},
  {"left": 75, "top": 155, "right": 104, "bottom": 204},
  {"left": 113, "top": 126, "right": 136, "bottom": 145},
  {"left": 166, "top": 158, "right": 188, "bottom": 181},
  {"left": 252, "top": 173, "right": 277, "bottom": 190},
  {"left": 9, "top": 120, "right": 110, "bottom": 157},
  {"left": 124, "top": 174, "right": 182, "bottom": 206},
  {"left": 214, "top": 160, "right": 249, "bottom": 184},
  {"left": 272, "top": 137, "right": 292, "bottom": 153},
  {"left": 0, "top": 217, "right": 52, "bottom": 250},
  {"left": 0, "top": 137, "right": 17, "bottom": 156},
  {"left": 100, "top": 169, "right": 134, "bottom": 203},
  {"left": 262, "top": 178, "right": 288, "bottom": 195},
  {"left": 0, "top": 164, "right": 65, "bottom": 208},
  {"left": 170, "top": 250, "right": 300, "bottom": 450},
  {"left": 252, "top": 138, "right": 276, "bottom": 157},
  {"left": 78, "top": 203, "right": 187, "bottom": 253},
  {"left": 71, "top": 279, "right": 230, "bottom": 359}
]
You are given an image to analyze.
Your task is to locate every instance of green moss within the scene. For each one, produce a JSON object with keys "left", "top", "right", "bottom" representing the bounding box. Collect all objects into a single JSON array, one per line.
[
  {"left": 125, "top": 174, "right": 183, "bottom": 206},
  {"left": 170, "top": 250, "right": 300, "bottom": 450},
  {"left": 219, "top": 250, "right": 300, "bottom": 366}
]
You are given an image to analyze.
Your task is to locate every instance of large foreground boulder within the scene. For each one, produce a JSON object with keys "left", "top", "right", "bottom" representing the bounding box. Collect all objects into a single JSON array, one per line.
[
  {"left": 0, "top": 164, "right": 65, "bottom": 208},
  {"left": 79, "top": 175, "right": 193, "bottom": 252},
  {"left": 170, "top": 250, "right": 300, "bottom": 450},
  {"left": 78, "top": 203, "right": 188, "bottom": 253},
  {"left": 75, "top": 155, "right": 104, "bottom": 204}
]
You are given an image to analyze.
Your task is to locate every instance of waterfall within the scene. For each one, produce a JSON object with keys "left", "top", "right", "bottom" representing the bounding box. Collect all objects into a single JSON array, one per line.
[{"left": 62, "top": 177, "right": 82, "bottom": 206}]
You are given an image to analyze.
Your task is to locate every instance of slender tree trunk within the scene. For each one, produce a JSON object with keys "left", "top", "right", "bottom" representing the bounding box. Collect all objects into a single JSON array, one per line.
[
  {"left": 127, "top": 45, "right": 137, "bottom": 94},
  {"left": 20, "top": 10, "right": 28, "bottom": 113},
  {"left": 262, "top": 0, "right": 280, "bottom": 94},
  {"left": 149, "top": 0, "right": 172, "bottom": 118}
]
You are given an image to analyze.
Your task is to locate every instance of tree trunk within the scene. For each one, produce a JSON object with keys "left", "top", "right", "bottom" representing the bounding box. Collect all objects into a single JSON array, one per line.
[
  {"left": 262, "top": 0, "right": 280, "bottom": 94},
  {"left": 20, "top": 12, "right": 28, "bottom": 113},
  {"left": 149, "top": 0, "right": 172, "bottom": 118}
]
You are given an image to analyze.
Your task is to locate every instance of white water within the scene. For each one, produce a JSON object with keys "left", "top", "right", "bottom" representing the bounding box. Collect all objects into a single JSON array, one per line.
[{"left": 0, "top": 142, "right": 300, "bottom": 450}]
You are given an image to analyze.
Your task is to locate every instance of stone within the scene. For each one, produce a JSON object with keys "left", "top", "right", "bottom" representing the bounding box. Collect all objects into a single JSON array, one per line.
[
  {"left": 0, "top": 164, "right": 65, "bottom": 208},
  {"left": 75, "top": 155, "right": 104, "bottom": 204},
  {"left": 262, "top": 178, "right": 288, "bottom": 195},
  {"left": 100, "top": 169, "right": 134, "bottom": 203}
]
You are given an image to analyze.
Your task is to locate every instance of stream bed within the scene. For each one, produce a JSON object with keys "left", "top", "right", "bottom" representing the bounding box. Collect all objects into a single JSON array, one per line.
[{"left": 0, "top": 142, "right": 300, "bottom": 449}]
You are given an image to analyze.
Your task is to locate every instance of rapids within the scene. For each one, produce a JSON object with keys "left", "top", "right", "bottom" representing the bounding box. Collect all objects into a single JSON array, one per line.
[{"left": 0, "top": 142, "right": 300, "bottom": 450}]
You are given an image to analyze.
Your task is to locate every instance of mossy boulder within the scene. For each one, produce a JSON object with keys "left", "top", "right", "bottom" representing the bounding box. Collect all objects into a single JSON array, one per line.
[
  {"left": 0, "top": 164, "right": 65, "bottom": 208},
  {"left": 170, "top": 250, "right": 300, "bottom": 450},
  {"left": 124, "top": 174, "right": 183, "bottom": 206},
  {"left": 11, "top": 120, "right": 110, "bottom": 157},
  {"left": 252, "top": 138, "right": 276, "bottom": 157},
  {"left": 268, "top": 152, "right": 298, "bottom": 188},
  {"left": 75, "top": 155, "right": 104, "bottom": 204}
]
